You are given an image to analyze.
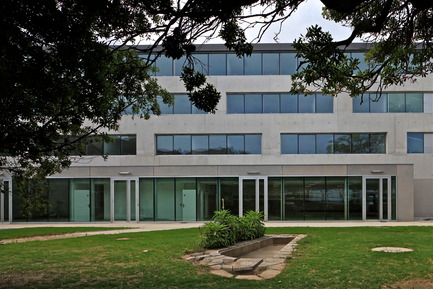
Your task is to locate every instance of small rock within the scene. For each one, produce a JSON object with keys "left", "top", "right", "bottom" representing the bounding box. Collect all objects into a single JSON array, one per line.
[{"left": 142, "top": 249, "right": 149, "bottom": 253}]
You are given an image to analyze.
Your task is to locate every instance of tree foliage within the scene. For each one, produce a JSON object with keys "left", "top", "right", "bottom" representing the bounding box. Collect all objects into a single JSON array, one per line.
[{"left": 2, "top": 0, "right": 433, "bottom": 182}]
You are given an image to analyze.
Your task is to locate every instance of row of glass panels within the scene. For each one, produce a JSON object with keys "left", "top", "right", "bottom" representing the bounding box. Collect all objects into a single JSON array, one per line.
[
  {"left": 10, "top": 176, "right": 396, "bottom": 222},
  {"left": 149, "top": 52, "right": 367, "bottom": 76},
  {"left": 353, "top": 93, "right": 423, "bottom": 113}
]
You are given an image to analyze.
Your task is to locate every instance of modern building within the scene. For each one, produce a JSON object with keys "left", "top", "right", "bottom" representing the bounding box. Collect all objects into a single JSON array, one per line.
[{"left": 1, "top": 43, "right": 433, "bottom": 223}]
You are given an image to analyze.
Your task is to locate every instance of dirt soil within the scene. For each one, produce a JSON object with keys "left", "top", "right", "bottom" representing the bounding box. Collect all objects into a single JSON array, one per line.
[{"left": 383, "top": 279, "right": 433, "bottom": 288}]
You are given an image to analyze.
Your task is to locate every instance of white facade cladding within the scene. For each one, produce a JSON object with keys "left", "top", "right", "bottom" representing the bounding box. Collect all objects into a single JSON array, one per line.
[{"left": 3, "top": 43, "right": 433, "bottom": 222}]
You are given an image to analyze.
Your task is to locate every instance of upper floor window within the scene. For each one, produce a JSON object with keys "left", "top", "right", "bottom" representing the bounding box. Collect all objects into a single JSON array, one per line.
[
  {"left": 353, "top": 93, "right": 423, "bottom": 113},
  {"left": 407, "top": 133, "right": 433, "bottom": 154},
  {"left": 70, "top": 135, "right": 136, "bottom": 156},
  {"left": 156, "top": 134, "right": 261, "bottom": 155},
  {"left": 158, "top": 94, "right": 206, "bottom": 114},
  {"left": 227, "top": 93, "right": 333, "bottom": 114},
  {"left": 149, "top": 51, "right": 367, "bottom": 76},
  {"left": 281, "top": 133, "right": 386, "bottom": 154}
]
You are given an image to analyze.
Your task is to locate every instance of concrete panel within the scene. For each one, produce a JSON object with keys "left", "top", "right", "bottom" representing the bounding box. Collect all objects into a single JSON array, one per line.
[
  {"left": 89, "top": 166, "right": 155, "bottom": 177},
  {"left": 281, "top": 165, "right": 348, "bottom": 176},
  {"left": 217, "top": 165, "right": 283, "bottom": 176},
  {"left": 396, "top": 165, "right": 414, "bottom": 221},
  {"left": 414, "top": 179, "right": 433, "bottom": 218},
  {"left": 154, "top": 166, "right": 218, "bottom": 177},
  {"left": 347, "top": 165, "right": 397, "bottom": 176}
]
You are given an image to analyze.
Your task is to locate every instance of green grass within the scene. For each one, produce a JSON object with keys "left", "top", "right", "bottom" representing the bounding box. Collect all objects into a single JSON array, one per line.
[
  {"left": 0, "top": 227, "right": 128, "bottom": 239},
  {"left": 1, "top": 226, "right": 433, "bottom": 288}
]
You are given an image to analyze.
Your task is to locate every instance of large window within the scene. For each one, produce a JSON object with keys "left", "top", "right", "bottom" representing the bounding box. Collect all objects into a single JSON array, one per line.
[
  {"left": 407, "top": 133, "right": 433, "bottom": 153},
  {"left": 70, "top": 135, "right": 136, "bottom": 156},
  {"left": 156, "top": 134, "right": 261, "bottom": 155},
  {"left": 353, "top": 93, "right": 423, "bottom": 113},
  {"left": 281, "top": 133, "right": 386, "bottom": 154},
  {"left": 158, "top": 94, "right": 206, "bottom": 114},
  {"left": 227, "top": 93, "right": 333, "bottom": 114}
]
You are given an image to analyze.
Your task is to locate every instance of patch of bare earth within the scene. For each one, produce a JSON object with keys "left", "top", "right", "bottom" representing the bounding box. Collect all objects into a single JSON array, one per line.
[
  {"left": 0, "top": 272, "right": 57, "bottom": 288},
  {"left": 383, "top": 279, "right": 433, "bottom": 289}
]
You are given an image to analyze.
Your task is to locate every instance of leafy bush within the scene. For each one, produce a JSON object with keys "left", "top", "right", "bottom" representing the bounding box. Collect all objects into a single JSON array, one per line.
[
  {"left": 199, "top": 210, "right": 265, "bottom": 249},
  {"left": 198, "top": 221, "right": 231, "bottom": 249}
]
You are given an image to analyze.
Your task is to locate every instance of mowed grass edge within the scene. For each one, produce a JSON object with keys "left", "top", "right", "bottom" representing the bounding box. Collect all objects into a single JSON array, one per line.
[{"left": 1, "top": 226, "right": 433, "bottom": 288}]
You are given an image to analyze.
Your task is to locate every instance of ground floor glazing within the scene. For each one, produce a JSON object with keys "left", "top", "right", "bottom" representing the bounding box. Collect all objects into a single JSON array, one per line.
[{"left": 1, "top": 175, "right": 396, "bottom": 222}]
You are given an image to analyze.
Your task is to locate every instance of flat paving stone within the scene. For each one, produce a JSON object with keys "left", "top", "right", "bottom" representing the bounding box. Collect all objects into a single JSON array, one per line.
[
  {"left": 258, "top": 269, "right": 281, "bottom": 279},
  {"left": 232, "top": 258, "right": 262, "bottom": 272},
  {"left": 210, "top": 270, "right": 234, "bottom": 278},
  {"left": 235, "top": 275, "right": 263, "bottom": 280}
]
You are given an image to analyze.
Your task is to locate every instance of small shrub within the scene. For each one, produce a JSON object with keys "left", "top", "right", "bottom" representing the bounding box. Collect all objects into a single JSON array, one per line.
[
  {"left": 198, "top": 221, "right": 231, "bottom": 249},
  {"left": 199, "top": 210, "right": 265, "bottom": 249}
]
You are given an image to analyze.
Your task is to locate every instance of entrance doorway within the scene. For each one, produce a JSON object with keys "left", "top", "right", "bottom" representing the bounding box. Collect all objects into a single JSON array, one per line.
[
  {"left": 363, "top": 176, "right": 391, "bottom": 221},
  {"left": 110, "top": 178, "right": 139, "bottom": 222},
  {"left": 239, "top": 177, "right": 268, "bottom": 221},
  {"left": 1, "top": 179, "right": 11, "bottom": 223}
]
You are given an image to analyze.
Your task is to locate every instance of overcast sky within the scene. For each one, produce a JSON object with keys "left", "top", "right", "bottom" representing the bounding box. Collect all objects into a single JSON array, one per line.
[{"left": 220, "top": 0, "right": 353, "bottom": 44}]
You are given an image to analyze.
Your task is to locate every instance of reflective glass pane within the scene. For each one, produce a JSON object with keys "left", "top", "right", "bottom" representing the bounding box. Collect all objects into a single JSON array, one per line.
[
  {"left": 91, "top": 179, "right": 110, "bottom": 222},
  {"left": 406, "top": 93, "right": 423, "bottom": 112},
  {"left": 227, "top": 54, "right": 244, "bottom": 75},
  {"left": 173, "top": 94, "right": 191, "bottom": 114},
  {"left": 388, "top": 93, "right": 405, "bottom": 112},
  {"left": 263, "top": 53, "right": 279, "bottom": 75},
  {"left": 407, "top": 133, "right": 424, "bottom": 153},
  {"left": 366, "top": 179, "right": 380, "bottom": 219},
  {"left": 192, "top": 135, "right": 209, "bottom": 154},
  {"left": 280, "top": 53, "right": 297, "bottom": 75},
  {"left": 316, "top": 94, "right": 333, "bottom": 113},
  {"left": 391, "top": 176, "right": 397, "bottom": 220},
  {"left": 227, "top": 94, "right": 244, "bottom": 114},
  {"left": 114, "top": 180, "right": 127, "bottom": 221},
  {"left": 155, "top": 178, "right": 175, "bottom": 221},
  {"left": 370, "top": 133, "right": 386, "bottom": 153},
  {"left": 283, "top": 178, "right": 304, "bottom": 220},
  {"left": 227, "top": 135, "right": 244, "bottom": 154},
  {"left": 244, "top": 53, "right": 262, "bottom": 75},
  {"left": 47, "top": 179, "right": 70, "bottom": 222},
  {"left": 86, "top": 137, "right": 103, "bottom": 155},
  {"left": 281, "top": 134, "right": 298, "bottom": 154},
  {"left": 209, "top": 135, "right": 227, "bottom": 154},
  {"left": 351, "top": 52, "right": 368, "bottom": 71},
  {"left": 192, "top": 54, "right": 209, "bottom": 75},
  {"left": 120, "top": 135, "right": 136, "bottom": 155},
  {"left": 139, "top": 178, "right": 154, "bottom": 221},
  {"left": 192, "top": 104, "right": 206, "bottom": 114},
  {"left": 268, "top": 178, "right": 282, "bottom": 220},
  {"left": 155, "top": 55, "right": 173, "bottom": 76},
  {"left": 353, "top": 95, "right": 369, "bottom": 113},
  {"left": 158, "top": 95, "right": 173, "bottom": 114},
  {"left": 263, "top": 94, "right": 280, "bottom": 113},
  {"left": 299, "top": 94, "right": 315, "bottom": 113},
  {"left": 245, "top": 94, "right": 263, "bottom": 113},
  {"left": 70, "top": 179, "right": 90, "bottom": 222},
  {"left": 383, "top": 179, "right": 388, "bottom": 220},
  {"left": 104, "top": 136, "right": 121, "bottom": 155},
  {"left": 209, "top": 54, "right": 227, "bottom": 75},
  {"left": 348, "top": 177, "right": 362, "bottom": 220},
  {"left": 243, "top": 179, "right": 256, "bottom": 213},
  {"left": 333, "top": 134, "right": 351, "bottom": 154},
  {"left": 316, "top": 134, "right": 333, "bottom": 154},
  {"left": 197, "top": 178, "right": 218, "bottom": 221},
  {"left": 156, "top": 135, "right": 173, "bottom": 155},
  {"left": 351, "top": 134, "right": 370, "bottom": 153},
  {"left": 370, "top": 94, "right": 387, "bottom": 113},
  {"left": 280, "top": 94, "right": 298, "bottom": 113},
  {"left": 174, "top": 56, "right": 187, "bottom": 76},
  {"left": 220, "top": 178, "right": 239, "bottom": 216},
  {"left": 298, "top": 134, "right": 316, "bottom": 154},
  {"left": 174, "top": 135, "right": 191, "bottom": 155},
  {"left": 130, "top": 180, "right": 136, "bottom": 221},
  {"left": 304, "top": 177, "right": 326, "bottom": 220},
  {"left": 326, "top": 177, "right": 346, "bottom": 220},
  {"left": 245, "top": 135, "right": 261, "bottom": 154}
]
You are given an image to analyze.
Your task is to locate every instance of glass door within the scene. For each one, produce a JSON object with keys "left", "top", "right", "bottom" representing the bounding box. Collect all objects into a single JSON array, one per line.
[
  {"left": 363, "top": 176, "right": 391, "bottom": 221},
  {"left": 110, "top": 178, "right": 139, "bottom": 222},
  {"left": 1, "top": 179, "right": 11, "bottom": 223},
  {"left": 239, "top": 177, "right": 268, "bottom": 221}
]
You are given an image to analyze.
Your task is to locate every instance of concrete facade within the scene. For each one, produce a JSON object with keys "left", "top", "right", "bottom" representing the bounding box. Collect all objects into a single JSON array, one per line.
[{"left": 1, "top": 43, "right": 432, "bottom": 222}]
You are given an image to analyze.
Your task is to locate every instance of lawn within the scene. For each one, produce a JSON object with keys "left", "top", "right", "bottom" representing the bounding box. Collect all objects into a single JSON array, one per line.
[
  {"left": 1, "top": 226, "right": 433, "bottom": 288},
  {"left": 0, "top": 227, "right": 127, "bottom": 240}
]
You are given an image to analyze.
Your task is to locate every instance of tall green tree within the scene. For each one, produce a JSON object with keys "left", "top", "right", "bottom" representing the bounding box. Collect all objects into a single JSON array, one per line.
[{"left": 1, "top": 0, "right": 433, "bottom": 182}]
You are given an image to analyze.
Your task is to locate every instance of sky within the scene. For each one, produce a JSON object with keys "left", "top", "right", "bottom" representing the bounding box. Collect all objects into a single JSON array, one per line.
[{"left": 227, "top": 0, "right": 353, "bottom": 44}]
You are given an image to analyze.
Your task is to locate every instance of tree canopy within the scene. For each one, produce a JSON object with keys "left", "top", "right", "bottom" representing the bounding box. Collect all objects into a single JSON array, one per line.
[{"left": 1, "top": 0, "right": 433, "bottom": 181}]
